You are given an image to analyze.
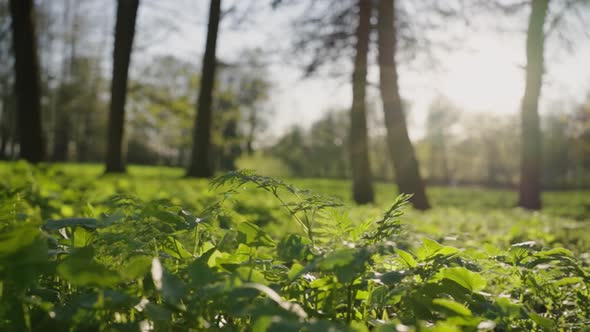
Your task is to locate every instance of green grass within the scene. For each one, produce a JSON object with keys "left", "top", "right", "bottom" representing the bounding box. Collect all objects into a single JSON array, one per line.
[
  {"left": 3, "top": 162, "right": 587, "bottom": 219},
  {"left": 0, "top": 161, "right": 589, "bottom": 331}
]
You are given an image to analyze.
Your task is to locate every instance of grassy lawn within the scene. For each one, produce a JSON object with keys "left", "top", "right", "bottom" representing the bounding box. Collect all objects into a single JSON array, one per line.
[{"left": 3, "top": 161, "right": 587, "bottom": 217}]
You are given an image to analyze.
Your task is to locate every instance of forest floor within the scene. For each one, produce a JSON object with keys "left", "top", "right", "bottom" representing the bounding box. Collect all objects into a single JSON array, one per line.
[{"left": 1, "top": 161, "right": 589, "bottom": 330}]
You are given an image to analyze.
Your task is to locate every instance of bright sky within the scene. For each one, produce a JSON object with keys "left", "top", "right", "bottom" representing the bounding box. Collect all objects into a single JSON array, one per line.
[{"left": 134, "top": 0, "right": 590, "bottom": 140}]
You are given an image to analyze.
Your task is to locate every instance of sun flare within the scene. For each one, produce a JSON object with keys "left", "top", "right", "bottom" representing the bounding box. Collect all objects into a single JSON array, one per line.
[{"left": 440, "top": 48, "right": 525, "bottom": 113}]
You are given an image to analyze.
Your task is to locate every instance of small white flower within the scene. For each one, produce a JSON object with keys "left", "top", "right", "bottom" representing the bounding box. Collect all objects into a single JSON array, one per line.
[
  {"left": 151, "top": 257, "right": 163, "bottom": 290},
  {"left": 134, "top": 298, "right": 149, "bottom": 312},
  {"left": 477, "top": 320, "right": 496, "bottom": 330},
  {"left": 139, "top": 320, "right": 154, "bottom": 332},
  {"left": 396, "top": 324, "right": 410, "bottom": 332}
]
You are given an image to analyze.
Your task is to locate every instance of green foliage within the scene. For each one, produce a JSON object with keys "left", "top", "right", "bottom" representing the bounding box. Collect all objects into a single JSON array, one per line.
[
  {"left": 57, "top": 247, "right": 121, "bottom": 287},
  {"left": 0, "top": 162, "right": 588, "bottom": 331},
  {"left": 236, "top": 153, "right": 293, "bottom": 177}
]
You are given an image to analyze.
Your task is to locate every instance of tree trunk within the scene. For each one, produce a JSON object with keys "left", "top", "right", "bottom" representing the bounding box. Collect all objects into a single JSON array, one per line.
[
  {"left": 77, "top": 102, "right": 93, "bottom": 162},
  {"left": 441, "top": 140, "right": 450, "bottom": 185},
  {"left": 52, "top": 113, "right": 70, "bottom": 161},
  {"left": 0, "top": 94, "right": 10, "bottom": 159},
  {"left": 349, "top": 0, "right": 374, "bottom": 204},
  {"left": 246, "top": 137, "right": 254, "bottom": 155},
  {"left": 220, "top": 119, "right": 240, "bottom": 171},
  {"left": 0, "top": 114, "right": 7, "bottom": 158},
  {"left": 105, "top": 0, "right": 139, "bottom": 173},
  {"left": 9, "top": 0, "right": 45, "bottom": 163},
  {"left": 246, "top": 110, "right": 257, "bottom": 155},
  {"left": 518, "top": 0, "right": 548, "bottom": 210},
  {"left": 186, "top": 0, "right": 221, "bottom": 178},
  {"left": 377, "top": 0, "right": 430, "bottom": 210}
]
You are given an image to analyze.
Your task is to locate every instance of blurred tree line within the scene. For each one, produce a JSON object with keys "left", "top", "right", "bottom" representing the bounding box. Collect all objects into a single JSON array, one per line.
[
  {"left": 263, "top": 94, "right": 590, "bottom": 189},
  {"left": 0, "top": 0, "right": 271, "bottom": 171}
]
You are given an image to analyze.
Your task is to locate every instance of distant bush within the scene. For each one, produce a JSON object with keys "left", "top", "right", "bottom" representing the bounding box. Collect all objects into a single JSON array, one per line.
[{"left": 235, "top": 152, "right": 293, "bottom": 177}]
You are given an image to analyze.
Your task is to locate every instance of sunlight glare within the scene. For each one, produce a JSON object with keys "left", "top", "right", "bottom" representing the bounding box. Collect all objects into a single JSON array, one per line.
[{"left": 440, "top": 46, "right": 525, "bottom": 113}]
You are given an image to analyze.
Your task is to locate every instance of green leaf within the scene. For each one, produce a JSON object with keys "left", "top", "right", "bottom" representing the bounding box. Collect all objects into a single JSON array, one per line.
[
  {"left": 178, "top": 209, "right": 203, "bottom": 229},
  {"left": 235, "top": 266, "right": 268, "bottom": 284},
  {"left": 152, "top": 210, "right": 189, "bottom": 229},
  {"left": 418, "top": 238, "right": 443, "bottom": 256},
  {"left": 529, "top": 312, "right": 554, "bottom": 330},
  {"left": 494, "top": 298, "right": 524, "bottom": 318},
  {"left": 252, "top": 316, "right": 304, "bottom": 332},
  {"left": 318, "top": 249, "right": 355, "bottom": 269},
  {"left": 415, "top": 238, "right": 460, "bottom": 261},
  {"left": 242, "top": 283, "right": 308, "bottom": 318},
  {"left": 144, "top": 302, "right": 172, "bottom": 322},
  {"left": 318, "top": 248, "right": 371, "bottom": 283},
  {"left": 540, "top": 247, "right": 573, "bottom": 257},
  {"left": 288, "top": 263, "right": 305, "bottom": 281},
  {"left": 57, "top": 247, "right": 121, "bottom": 287},
  {"left": 44, "top": 218, "right": 98, "bottom": 231},
  {"left": 0, "top": 225, "right": 49, "bottom": 290},
  {"left": 432, "top": 298, "right": 472, "bottom": 316},
  {"left": 206, "top": 250, "right": 223, "bottom": 268},
  {"left": 277, "top": 234, "right": 311, "bottom": 261},
  {"left": 73, "top": 227, "right": 94, "bottom": 247},
  {"left": 426, "top": 322, "right": 462, "bottom": 332},
  {"left": 163, "top": 236, "right": 193, "bottom": 259},
  {"left": 0, "top": 225, "right": 40, "bottom": 257},
  {"left": 395, "top": 248, "right": 417, "bottom": 268},
  {"left": 378, "top": 271, "right": 405, "bottom": 285},
  {"left": 237, "top": 221, "right": 275, "bottom": 247},
  {"left": 188, "top": 259, "right": 218, "bottom": 287},
  {"left": 553, "top": 276, "right": 583, "bottom": 287},
  {"left": 373, "top": 324, "right": 397, "bottom": 332},
  {"left": 438, "top": 267, "right": 486, "bottom": 292},
  {"left": 362, "top": 194, "right": 408, "bottom": 243},
  {"left": 121, "top": 256, "right": 152, "bottom": 280},
  {"left": 99, "top": 210, "right": 125, "bottom": 227}
]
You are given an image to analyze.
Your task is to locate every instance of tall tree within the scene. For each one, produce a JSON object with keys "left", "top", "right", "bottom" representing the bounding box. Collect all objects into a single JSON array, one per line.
[
  {"left": 518, "top": 0, "right": 548, "bottom": 210},
  {"left": 105, "top": 0, "right": 139, "bottom": 173},
  {"left": 425, "top": 97, "right": 458, "bottom": 185},
  {"left": 377, "top": 0, "right": 430, "bottom": 210},
  {"left": 52, "top": 0, "right": 80, "bottom": 161},
  {"left": 9, "top": 0, "right": 45, "bottom": 163},
  {"left": 238, "top": 76, "right": 270, "bottom": 156},
  {"left": 0, "top": 0, "right": 15, "bottom": 159},
  {"left": 349, "top": 0, "right": 374, "bottom": 204},
  {"left": 187, "top": 0, "right": 221, "bottom": 178},
  {"left": 51, "top": 0, "right": 69, "bottom": 162}
]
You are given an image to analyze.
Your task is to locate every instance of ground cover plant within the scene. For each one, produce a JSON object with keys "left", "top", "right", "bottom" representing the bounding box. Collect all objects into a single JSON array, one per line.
[{"left": 0, "top": 162, "right": 589, "bottom": 331}]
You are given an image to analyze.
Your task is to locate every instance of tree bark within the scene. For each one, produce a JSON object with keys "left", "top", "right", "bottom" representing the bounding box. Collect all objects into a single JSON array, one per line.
[
  {"left": 52, "top": 113, "right": 70, "bottom": 161},
  {"left": 246, "top": 109, "right": 257, "bottom": 155},
  {"left": 187, "top": 0, "right": 221, "bottom": 178},
  {"left": 518, "top": 0, "right": 548, "bottom": 210},
  {"left": 0, "top": 114, "right": 7, "bottom": 158},
  {"left": 220, "top": 119, "right": 240, "bottom": 171},
  {"left": 77, "top": 98, "right": 94, "bottom": 162},
  {"left": 349, "top": 0, "right": 374, "bottom": 204},
  {"left": 105, "top": 0, "right": 139, "bottom": 173},
  {"left": 377, "top": 0, "right": 430, "bottom": 210},
  {"left": 0, "top": 94, "right": 11, "bottom": 159},
  {"left": 9, "top": 0, "right": 45, "bottom": 163}
]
